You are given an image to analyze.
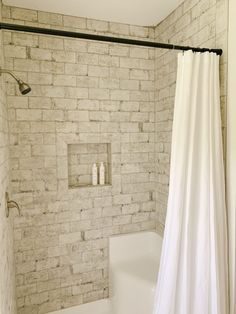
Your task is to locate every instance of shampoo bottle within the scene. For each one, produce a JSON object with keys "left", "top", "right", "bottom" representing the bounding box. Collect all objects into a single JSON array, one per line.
[
  {"left": 92, "top": 163, "right": 98, "bottom": 186},
  {"left": 99, "top": 162, "right": 105, "bottom": 185}
]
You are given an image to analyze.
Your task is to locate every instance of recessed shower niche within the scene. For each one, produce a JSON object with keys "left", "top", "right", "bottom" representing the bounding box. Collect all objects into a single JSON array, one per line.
[{"left": 67, "top": 143, "right": 112, "bottom": 188}]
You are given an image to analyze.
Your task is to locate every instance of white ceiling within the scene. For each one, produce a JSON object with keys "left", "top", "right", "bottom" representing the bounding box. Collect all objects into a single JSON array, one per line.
[{"left": 3, "top": 0, "right": 184, "bottom": 26}]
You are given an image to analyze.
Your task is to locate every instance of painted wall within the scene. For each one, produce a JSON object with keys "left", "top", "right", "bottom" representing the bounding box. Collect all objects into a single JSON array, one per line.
[
  {"left": 0, "top": 1, "right": 17, "bottom": 314},
  {"left": 227, "top": 0, "right": 236, "bottom": 312}
]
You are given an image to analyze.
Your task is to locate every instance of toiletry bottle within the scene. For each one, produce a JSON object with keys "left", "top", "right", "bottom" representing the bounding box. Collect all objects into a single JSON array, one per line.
[
  {"left": 99, "top": 162, "right": 105, "bottom": 185},
  {"left": 92, "top": 163, "right": 98, "bottom": 186}
]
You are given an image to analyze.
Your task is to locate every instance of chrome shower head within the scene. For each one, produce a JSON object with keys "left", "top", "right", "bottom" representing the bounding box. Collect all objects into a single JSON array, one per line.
[{"left": 0, "top": 68, "right": 31, "bottom": 95}]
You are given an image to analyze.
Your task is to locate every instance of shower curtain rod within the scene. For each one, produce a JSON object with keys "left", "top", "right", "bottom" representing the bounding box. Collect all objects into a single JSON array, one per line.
[{"left": 0, "top": 22, "right": 223, "bottom": 56}]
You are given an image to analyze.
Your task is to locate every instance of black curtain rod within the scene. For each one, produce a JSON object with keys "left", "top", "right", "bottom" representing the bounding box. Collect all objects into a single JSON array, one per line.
[{"left": 0, "top": 22, "right": 223, "bottom": 56}]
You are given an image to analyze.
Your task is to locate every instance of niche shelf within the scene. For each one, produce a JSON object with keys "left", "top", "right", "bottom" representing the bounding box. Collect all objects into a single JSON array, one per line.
[{"left": 67, "top": 143, "right": 112, "bottom": 189}]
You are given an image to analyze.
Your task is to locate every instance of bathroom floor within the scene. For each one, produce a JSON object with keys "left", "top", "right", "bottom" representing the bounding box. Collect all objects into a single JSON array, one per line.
[{"left": 48, "top": 299, "right": 111, "bottom": 314}]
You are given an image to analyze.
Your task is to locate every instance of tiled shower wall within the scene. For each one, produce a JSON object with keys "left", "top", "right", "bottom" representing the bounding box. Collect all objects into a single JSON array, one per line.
[
  {"left": 0, "top": 1, "right": 16, "bottom": 314},
  {"left": 154, "top": 0, "right": 228, "bottom": 231},
  {"left": 1, "top": 0, "right": 228, "bottom": 312},
  {"left": 2, "top": 5, "right": 156, "bottom": 313}
]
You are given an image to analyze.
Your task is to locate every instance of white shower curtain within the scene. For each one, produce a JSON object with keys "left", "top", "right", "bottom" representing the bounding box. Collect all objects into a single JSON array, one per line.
[{"left": 154, "top": 51, "right": 228, "bottom": 314}]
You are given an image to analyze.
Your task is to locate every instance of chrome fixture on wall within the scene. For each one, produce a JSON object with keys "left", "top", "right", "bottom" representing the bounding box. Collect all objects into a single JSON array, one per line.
[
  {"left": 0, "top": 68, "right": 31, "bottom": 95},
  {"left": 5, "top": 192, "right": 21, "bottom": 217}
]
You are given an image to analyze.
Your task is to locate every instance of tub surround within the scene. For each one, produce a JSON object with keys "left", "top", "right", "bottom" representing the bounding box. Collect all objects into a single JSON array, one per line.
[
  {"left": 0, "top": 1, "right": 16, "bottom": 313},
  {"left": 47, "top": 231, "right": 162, "bottom": 314},
  {"left": 2, "top": 4, "right": 156, "bottom": 313},
  {"left": 154, "top": 0, "right": 228, "bottom": 229},
  {"left": 0, "top": 0, "right": 229, "bottom": 313}
]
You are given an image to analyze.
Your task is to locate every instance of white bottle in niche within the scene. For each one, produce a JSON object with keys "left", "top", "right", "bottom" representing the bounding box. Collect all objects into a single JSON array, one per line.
[
  {"left": 92, "top": 163, "right": 98, "bottom": 186},
  {"left": 99, "top": 162, "right": 105, "bottom": 185}
]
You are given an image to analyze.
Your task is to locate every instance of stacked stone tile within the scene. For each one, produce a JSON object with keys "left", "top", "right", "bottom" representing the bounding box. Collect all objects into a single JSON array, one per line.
[
  {"left": 2, "top": 5, "right": 156, "bottom": 313},
  {"left": 0, "top": 2, "right": 17, "bottom": 314},
  {"left": 154, "top": 0, "right": 228, "bottom": 233},
  {"left": 0, "top": 0, "right": 228, "bottom": 312}
]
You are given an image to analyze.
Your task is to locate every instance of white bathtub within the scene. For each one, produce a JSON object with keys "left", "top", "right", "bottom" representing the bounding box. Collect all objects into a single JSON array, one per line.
[
  {"left": 110, "top": 231, "right": 162, "bottom": 314},
  {"left": 48, "top": 231, "right": 162, "bottom": 314},
  {"left": 48, "top": 299, "right": 110, "bottom": 314}
]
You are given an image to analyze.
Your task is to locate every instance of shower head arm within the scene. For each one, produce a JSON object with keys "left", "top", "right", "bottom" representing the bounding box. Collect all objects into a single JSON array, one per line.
[
  {"left": 0, "top": 68, "right": 22, "bottom": 83},
  {"left": 0, "top": 68, "right": 31, "bottom": 95}
]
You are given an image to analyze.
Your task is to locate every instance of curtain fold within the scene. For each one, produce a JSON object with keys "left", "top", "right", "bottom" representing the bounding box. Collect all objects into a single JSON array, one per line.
[{"left": 154, "top": 51, "right": 228, "bottom": 314}]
